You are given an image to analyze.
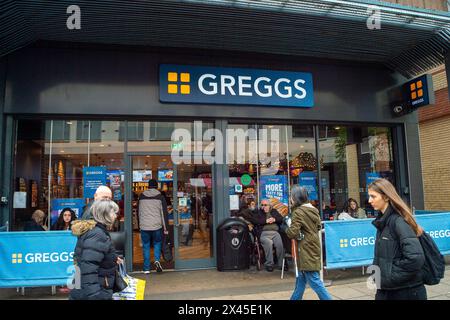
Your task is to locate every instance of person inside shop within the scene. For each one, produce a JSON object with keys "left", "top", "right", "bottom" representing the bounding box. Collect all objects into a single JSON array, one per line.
[
  {"left": 346, "top": 198, "right": 367, "bottom": 219},
  {"left": 23, "top": 209, "right": 48, "bottom": 231},
  {"left": 337, "top": 198, "right": 367, "bottom": 220},
  {"left": 82, "top": 185, "right": 113, "bottom": 220},
  {"left": 138, "top": 179, "right": 169, "bottom": 274},
  {"left": 252, "top": 199, "right": 285, "bottom": 272},
  {"left": 52, "top": 207, "right": 77, "bottom": 230}
]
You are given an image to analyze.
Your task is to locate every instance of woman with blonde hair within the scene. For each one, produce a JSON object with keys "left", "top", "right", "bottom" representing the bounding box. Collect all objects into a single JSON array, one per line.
[{"left": 368, "top": 178, "right": 426, "bottom": 300}]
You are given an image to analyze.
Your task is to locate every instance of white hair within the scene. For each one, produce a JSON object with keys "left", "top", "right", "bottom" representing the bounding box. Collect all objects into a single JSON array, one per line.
[
  {"left": 90, "top": 199, "right": 119, "bottom": 227},
  {"left": 95, "top": 185, "right": 112, "bottom": 194}
]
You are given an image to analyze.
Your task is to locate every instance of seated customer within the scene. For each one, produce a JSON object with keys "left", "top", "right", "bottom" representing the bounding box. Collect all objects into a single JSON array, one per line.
[
  {"left": 24, "top": 209, "right": 48, "bottom": 231},
  {"left": 52, "top": 208, "right": 77, "bottom": 230},
  {"left": 252, "top": 199, "right": 284, "bottom": 272},
  {"left": 346, "top": 198, "right": 367, "bottom": 219}
]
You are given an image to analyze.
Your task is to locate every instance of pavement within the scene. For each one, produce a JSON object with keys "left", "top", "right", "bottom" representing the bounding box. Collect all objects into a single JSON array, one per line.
[{"left": 2, "top": 265, "right": 450, "bottom": 300}]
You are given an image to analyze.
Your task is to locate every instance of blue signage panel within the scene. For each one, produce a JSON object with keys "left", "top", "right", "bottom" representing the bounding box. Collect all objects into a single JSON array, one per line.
[
  {"left": 299, "top": 171, "right": 318, "bottom": 201},
  {"left": 324, "top": 212, "right": 450, "bottom": 269},
  {"left": 83, "top": 166, "right": 107, "bottom": 199},
  {"left": 0, "top": 231, "right": 77, "bottom": 288},
  {"left": 259, "top": 175, "right": 289, "bottom": 206},
  {"left": 160, "top": 64, "right": 314, "bottom": 107},
  {"left": 366, "top": 172, "right": 381, "bottom": 193}
]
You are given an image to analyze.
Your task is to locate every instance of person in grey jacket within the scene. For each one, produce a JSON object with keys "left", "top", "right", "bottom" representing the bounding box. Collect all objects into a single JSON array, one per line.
[{"left": 138, "top": 179, "right": 169, "bottom": 274}]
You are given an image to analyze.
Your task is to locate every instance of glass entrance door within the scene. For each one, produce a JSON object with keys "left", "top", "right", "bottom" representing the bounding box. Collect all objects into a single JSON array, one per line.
[{"left": 127, "top": 154, "right": 214, "bottom": 272}]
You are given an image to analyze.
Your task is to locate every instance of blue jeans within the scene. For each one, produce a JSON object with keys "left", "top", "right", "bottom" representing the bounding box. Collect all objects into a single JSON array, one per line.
[
  {"left": 140, "top": 229, "right": 162, "bottom": 271},
  {"left": 290, "top": 271, "right": 332, "bottom": 300}
]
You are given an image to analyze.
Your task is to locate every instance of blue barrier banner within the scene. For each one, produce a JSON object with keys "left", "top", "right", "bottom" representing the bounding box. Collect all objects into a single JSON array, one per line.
[
  {"left": 324, "top": 212, "right": 450, "bottom": 269},
  {"left": 324, "top": 219, "right": 376, "bottom": 269},
  {"left": 0, "top": 231, "right": 77, "bottom": 288}
]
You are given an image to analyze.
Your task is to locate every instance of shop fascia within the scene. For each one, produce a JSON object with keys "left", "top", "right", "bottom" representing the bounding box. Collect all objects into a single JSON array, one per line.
[{"left": 171, "top": 121, "right": 281, "bottom": 166}]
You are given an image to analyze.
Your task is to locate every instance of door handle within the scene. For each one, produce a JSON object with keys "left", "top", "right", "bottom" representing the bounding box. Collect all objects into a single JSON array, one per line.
[{"left": 174, "top": 209, "right": 180, "bottom": 227}]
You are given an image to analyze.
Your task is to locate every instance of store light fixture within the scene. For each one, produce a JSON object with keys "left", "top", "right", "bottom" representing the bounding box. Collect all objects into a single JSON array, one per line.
[
  {"left": 60, "top": 150, "right": 65, "bottom": 153},
  {"left": 99, "top": 144, "right": 105, "bottom": 147},
  {"left": 66, "top": 121, "right": 73, "bottom": 125}
]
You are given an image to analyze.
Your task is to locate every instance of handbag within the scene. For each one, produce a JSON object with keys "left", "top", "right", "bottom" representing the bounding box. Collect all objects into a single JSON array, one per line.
[{"left": 113, "top": 262, "right": 128, "bottom": 293}]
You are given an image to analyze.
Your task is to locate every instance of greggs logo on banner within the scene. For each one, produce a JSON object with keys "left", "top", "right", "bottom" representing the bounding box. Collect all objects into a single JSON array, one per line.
[
  {"left": 159, "top": 64, "right": 314, "bottom": 107},
  {"left": 0, "top": 231, "right": 77, "bottom": 288},
  {"left": 324, "top": 212, "right": 450, "bottom": 270}
]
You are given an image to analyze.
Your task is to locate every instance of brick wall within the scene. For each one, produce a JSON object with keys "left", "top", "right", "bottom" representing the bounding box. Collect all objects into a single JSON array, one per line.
[{"left": 419, "top": 66, "right": 450, "bottom": 210}]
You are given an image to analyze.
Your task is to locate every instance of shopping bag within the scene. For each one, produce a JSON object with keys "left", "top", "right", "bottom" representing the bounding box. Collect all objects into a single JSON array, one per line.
[{"left": 112, "top": 263, "right": 146, "bottom": 300}]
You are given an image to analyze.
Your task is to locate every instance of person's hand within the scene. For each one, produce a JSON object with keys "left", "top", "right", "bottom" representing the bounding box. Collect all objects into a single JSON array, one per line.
[
  {"left": 116, "top": 257, "right": 124, "bottom": 265},
  {"left": 164, "top": 230, "right": 169, "bottom": 235}
]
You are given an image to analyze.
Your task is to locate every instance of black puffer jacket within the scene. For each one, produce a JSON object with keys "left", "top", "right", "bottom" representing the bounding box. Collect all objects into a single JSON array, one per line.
[
  {"left": 372, "top": 205, "right": 425, "bottom": 290},
  {"left": 69, "top": 220, "right": 118, "bottom": 300}
]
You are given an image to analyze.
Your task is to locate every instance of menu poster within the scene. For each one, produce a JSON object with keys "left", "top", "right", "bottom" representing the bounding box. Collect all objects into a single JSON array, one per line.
[{"left": 83, "top": 166, "right": 107, "bottom": 199}]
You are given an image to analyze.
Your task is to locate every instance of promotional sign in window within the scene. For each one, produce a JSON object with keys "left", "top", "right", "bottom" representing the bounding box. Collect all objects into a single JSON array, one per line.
[
  {"left": 51, "top": 198, "right": 85, "bottom": 225},
  {"left": 259, "top": 175, "right": 289, "bottom": 206},
  {"left": 158, "top": 169, "right": 173, "bottom": 181},
  {"left": 299, "top": 171, "right": 318, "bottom": 201},
  {"left": 160, "top": 64, "right": 314, "bottom": 108},
  {"left": 366, "top": 172, "right": 381, "bottom": 193},
  {"left": 83, "top": 166, "right": 107, "bottom": 199}
]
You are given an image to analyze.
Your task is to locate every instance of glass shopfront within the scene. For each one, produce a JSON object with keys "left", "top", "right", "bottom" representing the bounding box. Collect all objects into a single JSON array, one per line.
[{"left": 11, "top": 118, "right": 396, "bottom": 270}]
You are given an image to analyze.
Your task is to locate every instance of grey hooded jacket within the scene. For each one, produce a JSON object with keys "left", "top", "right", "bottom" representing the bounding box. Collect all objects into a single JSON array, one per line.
[{"left": 138, "top": 189, "right": 169, "bottom": 231}]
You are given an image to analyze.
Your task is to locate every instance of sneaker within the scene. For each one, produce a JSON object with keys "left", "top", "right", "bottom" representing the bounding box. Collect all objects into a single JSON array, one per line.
[
  {"left": 154, "top": 261, "right": 163, "bottom": 273},
  {"left": 143, "top": 270, "right": 150, "bottom": 274},
  {"left": 265, "top": 265, "right": 274, "bottom": 272}
]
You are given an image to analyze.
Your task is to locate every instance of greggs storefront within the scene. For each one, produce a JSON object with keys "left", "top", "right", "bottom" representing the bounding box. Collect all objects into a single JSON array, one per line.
[{"left": 0, "top": 0, "right": 448, "bottom": 273}]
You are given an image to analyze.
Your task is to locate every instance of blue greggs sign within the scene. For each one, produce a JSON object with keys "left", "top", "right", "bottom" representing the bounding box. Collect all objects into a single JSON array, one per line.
[
  {"left": 324, "top": 212, "right": 450, "bottom": 269},
  {"left": 0, "top": 231, "right": 77, "bottom": 288},
  {"left": 159, "top": 64, "right": 314, "bottom": 107}
]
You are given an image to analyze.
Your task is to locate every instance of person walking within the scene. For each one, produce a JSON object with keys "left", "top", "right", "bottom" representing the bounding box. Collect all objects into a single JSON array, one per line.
[
  {"left": 287, "top": 185, "right": 332, "bottom": 300},
  {"left": 138, "top": 179, "right": 169, "bottom": 274},
  {"left": 368, "top": 178, "right": 426, "bottom": 300},
  {"left": 69, "top": 200, "right": 122, "bottom": 300}
]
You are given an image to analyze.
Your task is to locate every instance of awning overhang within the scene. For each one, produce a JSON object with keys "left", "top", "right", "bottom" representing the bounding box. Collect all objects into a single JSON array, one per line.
[{"left": 0, "top": 0, "right": 449, "bottom": 78}]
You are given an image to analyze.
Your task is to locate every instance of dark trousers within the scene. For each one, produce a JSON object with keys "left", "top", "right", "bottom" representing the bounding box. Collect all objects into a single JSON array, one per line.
[{"left": 376, "top": 284, "right": 427, "bottom": 300}]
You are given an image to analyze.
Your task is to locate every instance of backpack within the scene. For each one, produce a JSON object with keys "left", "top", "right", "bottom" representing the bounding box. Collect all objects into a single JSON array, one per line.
[
  {"left": 388, "top": 215, "right": 445, "bottom": 286},
  {"left": 417, "top": 231, "right": 445, "bottom": 285}
]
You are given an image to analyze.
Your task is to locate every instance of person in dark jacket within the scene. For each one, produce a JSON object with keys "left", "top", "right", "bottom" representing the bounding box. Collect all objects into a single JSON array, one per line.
[
  {"left": 252, "top": 199, "right": 284, "bottom": 272},
  {"left": 287, "top": 185, "right": 332, "bottom": 300},
  {"left": 23, "top": 209, "right": 48, "bottom": 231},
  {"left": 52, "top": 208, "right": 77, "bottom": 231},
  {"left": 368, "top": 178, "right": 426, "bottom": 300},
  {"left": 69, "top": 200, "right": 121, "bottom": 300}
]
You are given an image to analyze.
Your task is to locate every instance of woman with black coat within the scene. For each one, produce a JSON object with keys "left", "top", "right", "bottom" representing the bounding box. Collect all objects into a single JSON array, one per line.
[
  {"left": 69, "top": 199, "right": 122, "bottom": 300},
  {"left": 368, "top": 178, "right": 426, "bottom": 300}
]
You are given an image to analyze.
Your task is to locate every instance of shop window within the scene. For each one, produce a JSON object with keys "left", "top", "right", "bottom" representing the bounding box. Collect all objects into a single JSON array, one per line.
[
  {"left": 12, "top": 119, "right": 125, "bottom": 231},
  {"left": 319, "top": 125, "right": 395, "bottom": 221},
  {"left": 228, "top": 124, "right": 317, "bottom": 221}
]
